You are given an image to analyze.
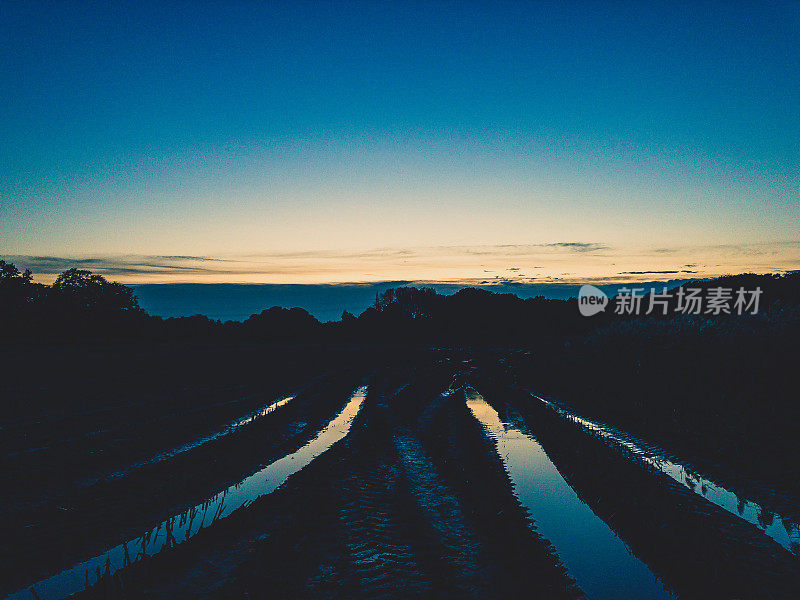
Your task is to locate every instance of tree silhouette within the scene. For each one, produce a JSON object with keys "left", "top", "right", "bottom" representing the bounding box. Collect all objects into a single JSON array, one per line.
[
  {"left": 51, "top": 268, "right": 141, "bottom": 313},
  {"left": 0, "top": 260, "right": 43, "bottom": 322},
  {"left": 0, "top": 260, "right": 32, "bottom": 285}
]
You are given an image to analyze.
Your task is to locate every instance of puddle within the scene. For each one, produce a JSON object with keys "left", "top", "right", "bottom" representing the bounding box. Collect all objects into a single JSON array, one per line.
[
  {"left": 466, "top": 388, "right": 673, "bottom": 600},
  {"left": 529, "top": 392, "right": 800, "bottom": 555},
  {"left": 8, "top": 386, "right": 367, "bottom": 600},
  {"left": 92, "top": 394, "right": 296, "bottom": 484}
]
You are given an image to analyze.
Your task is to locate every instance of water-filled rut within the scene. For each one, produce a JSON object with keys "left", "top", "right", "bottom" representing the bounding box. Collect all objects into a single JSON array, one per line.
[
  {"left": 466, "top": 388, "right": 672, "bottom": 600},
  {"left": 528, "top": 391, "right": 800, "bottom": 555},
  {"left": 85, "top": 394, "right": 296, "bottom": 486},
  {"left": 5, "top": 386, "right": 367, "bottom": 600}
]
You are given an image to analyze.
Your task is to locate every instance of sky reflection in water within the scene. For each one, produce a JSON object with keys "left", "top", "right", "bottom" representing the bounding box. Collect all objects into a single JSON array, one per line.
[
  {"left": 531, "top": 393, "right": 800, "bottom": 555},
  {"left": 467, "top": 388, "right": 673, "bottom": 600},
  {"left": 8, "top": 387, "right": 367, "bottom": 600}
]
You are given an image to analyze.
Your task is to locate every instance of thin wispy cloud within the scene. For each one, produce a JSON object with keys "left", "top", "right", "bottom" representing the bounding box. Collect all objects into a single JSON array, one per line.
[
  {"left": 461, "top": 242, "right": 610, "bottom": 256},
  {"left": 619, "top": 270, "right": 698, "bottom": 275},
  {"left": 544, "top": 242, "right": 610, "bottom": 252},
  {"left": 3, "top": 255, "right": 231, "bottom": 276},
  {"left": 4, "top": 240, "right": 799, "bottom": 285}
]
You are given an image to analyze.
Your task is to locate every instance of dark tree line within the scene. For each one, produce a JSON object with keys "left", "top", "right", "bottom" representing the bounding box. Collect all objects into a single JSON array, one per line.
[
  {"left": 1, "top": 262, "right": 144, "bottom": 338},
  {"left": 4, "top": 257, "right": 798, "bottom": 504},
  {"left": 2, "top": 259, "right": 798, "bottom": 346}
]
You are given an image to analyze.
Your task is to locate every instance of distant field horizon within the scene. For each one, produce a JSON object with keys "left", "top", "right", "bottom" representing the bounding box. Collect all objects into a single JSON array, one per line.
[{"left": 132, "top": 279, "right": 696, "bottom": 322}]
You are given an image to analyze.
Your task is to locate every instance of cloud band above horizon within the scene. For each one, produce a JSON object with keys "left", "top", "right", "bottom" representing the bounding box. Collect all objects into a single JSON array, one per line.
[{"left": 5, "top": 240, "right": 798, "bottom": 286}]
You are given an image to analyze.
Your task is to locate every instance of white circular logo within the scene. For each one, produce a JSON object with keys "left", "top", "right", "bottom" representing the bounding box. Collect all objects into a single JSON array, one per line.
[{"left": 578, "top": 285, "right": 609, "bottom": 316}]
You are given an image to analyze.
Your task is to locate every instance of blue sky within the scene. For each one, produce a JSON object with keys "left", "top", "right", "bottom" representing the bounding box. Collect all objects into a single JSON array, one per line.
[{"left": 2, "top": 1, "right": 798, "bottom": 283}]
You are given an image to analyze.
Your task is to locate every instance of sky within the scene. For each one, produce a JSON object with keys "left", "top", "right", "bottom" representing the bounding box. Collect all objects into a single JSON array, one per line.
[{"left": 2, "top": 1, "right": 798, "bottom": 285}]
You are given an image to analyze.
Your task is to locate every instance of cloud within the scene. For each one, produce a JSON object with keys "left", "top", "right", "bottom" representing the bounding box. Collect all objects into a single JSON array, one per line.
[
  {"left": 6, "top": 239, "right": 796, "bottom": 285},
  {"left": 647, "top": 241, "right": 800, "bottom": 257},
  {"left": 618, "top": 270, "right": 698, "bottom": 275},
  {"left": 543, "top": 242, "right": 609, "bottom": 252},
  {"left": 155, "top": 255, "right": 227, "bottom": 262},
  {"left": 3, "top": 255, "right": 230, "bottom": 276},
  {"left": 4, "top": 242, "right": 610, "bottom": 278},
  {"left": 2, "top": 254, "right": 355, "bottom": 278},
  {"left": 461, "top": 242, "right": 609, "bottom": 256}
]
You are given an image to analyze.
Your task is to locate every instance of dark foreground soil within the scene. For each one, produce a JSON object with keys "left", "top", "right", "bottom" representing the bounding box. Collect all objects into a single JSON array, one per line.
[
  {"left": 70, "top": 362, "right": 580, "bottom": 600},
  {"left": 0, "top": 343, "right": 397, "bottom": 596},
  {"left": 477, "top": 380, "right": 800, "bottom": 600},
  {"left": 4, "top": 346, "right": 800, "bottom": 600}
]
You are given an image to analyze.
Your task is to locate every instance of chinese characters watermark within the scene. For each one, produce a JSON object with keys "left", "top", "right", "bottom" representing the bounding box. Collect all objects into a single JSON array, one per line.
[{"left": 578, "top": 285, "right": 762, "bottom": 317}]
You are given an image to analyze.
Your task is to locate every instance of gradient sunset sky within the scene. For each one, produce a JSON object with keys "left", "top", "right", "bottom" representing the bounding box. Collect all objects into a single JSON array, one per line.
[{"left": 2, "top": 1, "right": 798, "bottom": 284}]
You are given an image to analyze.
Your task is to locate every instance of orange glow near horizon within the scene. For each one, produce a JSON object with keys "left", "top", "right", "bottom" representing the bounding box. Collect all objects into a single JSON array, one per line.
[{"left": 14, "top": 241, "right": 800, "bottom": 286}]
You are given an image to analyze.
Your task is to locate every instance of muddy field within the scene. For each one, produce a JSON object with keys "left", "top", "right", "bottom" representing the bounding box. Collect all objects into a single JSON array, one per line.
[{"left": 2, "top": 348, "right": 799, "bottom": 600}]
